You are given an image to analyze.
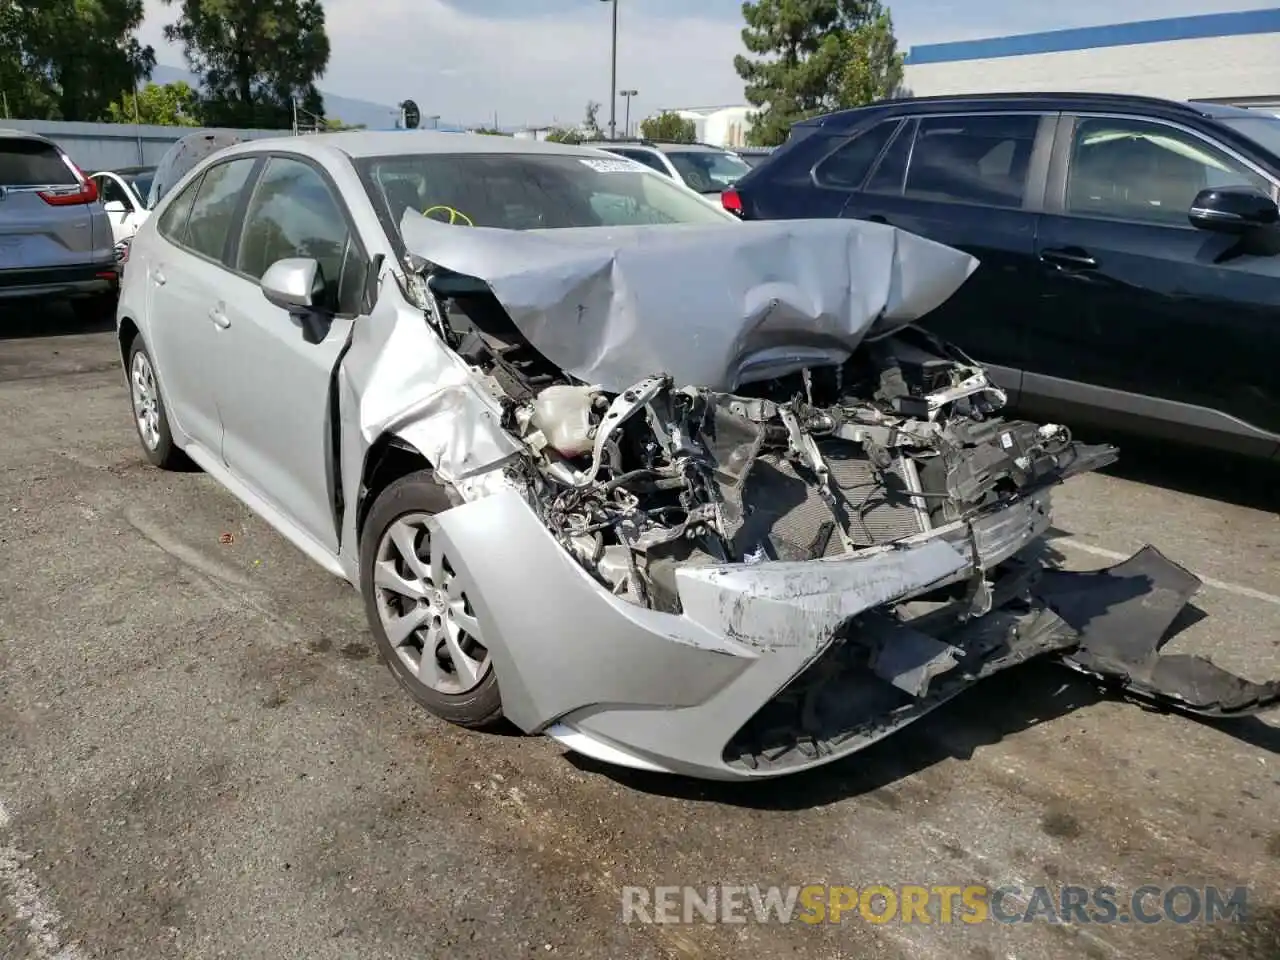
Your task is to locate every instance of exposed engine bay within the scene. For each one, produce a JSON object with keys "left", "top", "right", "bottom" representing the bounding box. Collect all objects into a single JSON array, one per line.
[{"left": 428, "top": 269, "right": 1110, "bottom": 611}]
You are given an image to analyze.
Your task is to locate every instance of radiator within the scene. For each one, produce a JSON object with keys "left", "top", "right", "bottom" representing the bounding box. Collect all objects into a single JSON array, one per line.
[{"left": 724, "top": 442, "right": 925, "bottom": 562}]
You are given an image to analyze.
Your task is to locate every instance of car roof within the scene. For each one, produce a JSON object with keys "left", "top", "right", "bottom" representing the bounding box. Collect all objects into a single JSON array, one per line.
[
  {"left": 0, "top": 127, "right": 57, "bottom": 146},
  {"left": 607, "top": 140, "right": 732, "bottom": 154},
  {"left": 210, "top": 130, "right": 622, "bottom": 164},
  {"left": 800, "top": 92, "right": 1264, "bottom": 130}
]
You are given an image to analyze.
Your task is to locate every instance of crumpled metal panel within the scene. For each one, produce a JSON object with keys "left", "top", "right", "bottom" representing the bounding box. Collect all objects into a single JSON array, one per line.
[{"left": 398, "top": 213, "right": 979, "bottom": 392}]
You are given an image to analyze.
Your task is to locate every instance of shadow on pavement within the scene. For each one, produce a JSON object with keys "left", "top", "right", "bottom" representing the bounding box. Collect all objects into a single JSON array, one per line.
[
  {"left": 1, "top": 300, "right": 115, "bottom": 340},
  {"left": 1093, "top": 433, "right": 1277, "bottom": 514},
  {"left": 565, "top": 658, "right": 1278, "bottom": 810}
]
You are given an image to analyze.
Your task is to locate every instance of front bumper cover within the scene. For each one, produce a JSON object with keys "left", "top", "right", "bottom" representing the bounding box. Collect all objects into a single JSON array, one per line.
[{"left": 430, "top": 489, "right": 1277, "bottom": 781}]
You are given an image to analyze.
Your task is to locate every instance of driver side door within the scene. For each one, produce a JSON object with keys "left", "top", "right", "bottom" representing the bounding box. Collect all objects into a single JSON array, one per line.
[{"left": 213, "top": 154, "right": 370, "bottom": 554}]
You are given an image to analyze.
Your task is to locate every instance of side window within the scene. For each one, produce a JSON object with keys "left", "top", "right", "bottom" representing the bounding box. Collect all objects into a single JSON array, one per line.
[
  {"left": 865, "top": 119, "right": 915, "bottom": 195},
  {"left": 184, "top": 157, "right": 258, "bottom": 262},
  {"left": 236, "top": 156, "right": 366, "bottom": 315},
  {"left": 1066, "top": 117, "right": 1273, "bottom": 226},
  {"left": 814, "top": 120, "right": 900, "bottom": 189},
  {"left": 96, "top": 175, "right": 130, "bottom": 207},
  {"left": 900, "top": 114, "right": 1040, "bottom": 208},
  {"left": 617, "top": 150, "right": 670, "bottom": 176},
  {"left": 155, "top": 174, "right": 202, "bottom": 246}
]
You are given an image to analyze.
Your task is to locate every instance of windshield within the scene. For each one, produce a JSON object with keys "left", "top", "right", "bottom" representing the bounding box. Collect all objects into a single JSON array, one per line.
[
  {"left": 664, "top": 149, "right": 753, "bottom": 193},
  {"left": 1220, "top": 115, "right": 1280, "bottom": 161},
  {"left": 357, "top": 152, "right": 735, "bottom": 233}
]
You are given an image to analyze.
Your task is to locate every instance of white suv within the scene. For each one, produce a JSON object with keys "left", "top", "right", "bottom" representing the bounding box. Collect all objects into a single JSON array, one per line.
[{"left": 601, "top": 141, "right": 752, "bottom": 199}]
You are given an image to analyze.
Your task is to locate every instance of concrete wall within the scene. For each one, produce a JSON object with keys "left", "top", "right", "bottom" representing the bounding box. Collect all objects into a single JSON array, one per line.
[
  {"left": 0, "top": 119, "right": 284, "bottom": 171},
  {"left": 903, "top": 10, "right": 1280, "bottom": 105}
]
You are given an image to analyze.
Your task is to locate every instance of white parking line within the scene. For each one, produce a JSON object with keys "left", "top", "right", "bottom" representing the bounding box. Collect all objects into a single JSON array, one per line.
[
  {"left": 0, "top": 800, "right": 86, "bottom": 960},
  {"left": 1050, "top": 535, "right": 1280, "bottom": 608}
]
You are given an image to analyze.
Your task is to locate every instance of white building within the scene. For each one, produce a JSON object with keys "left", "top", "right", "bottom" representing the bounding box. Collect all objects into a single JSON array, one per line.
[
  {"left": 902, "top": 8, "right": 1280, "bottom": 109},
  {"left": 653, "top": 105, "right": 755, "bottom": 147}
]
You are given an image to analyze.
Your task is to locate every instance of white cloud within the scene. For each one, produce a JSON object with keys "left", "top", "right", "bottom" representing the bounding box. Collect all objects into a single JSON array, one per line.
[
  {"left": 139, "top": 0, "right": 1280, "bottom": 127},
  {"left": 142, "top": 0, "right": 746, "bottom": 126}
]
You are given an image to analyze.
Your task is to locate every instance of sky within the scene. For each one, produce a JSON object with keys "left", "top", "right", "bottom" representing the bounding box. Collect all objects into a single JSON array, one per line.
[{"left": 136, "top": 0, "right": 1280, "bottom": 126}]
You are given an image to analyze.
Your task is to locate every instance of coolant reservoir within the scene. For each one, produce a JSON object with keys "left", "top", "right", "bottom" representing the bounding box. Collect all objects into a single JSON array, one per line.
[{"left": 530, "top": 385, "right": 596, "bottom": 457}]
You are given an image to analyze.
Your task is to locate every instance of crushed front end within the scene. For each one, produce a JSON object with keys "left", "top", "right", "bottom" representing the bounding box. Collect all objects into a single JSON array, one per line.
[{"left": 393, "top": 216, "right": 1277, "bottom": 780}]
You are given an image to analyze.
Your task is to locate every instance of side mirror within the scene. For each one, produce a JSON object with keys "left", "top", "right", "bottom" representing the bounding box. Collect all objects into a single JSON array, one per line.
[
  {"left": 261, "top": 257, "right": 324, "bottom": 311},
  {"left": 1188, "top": 186, "right": 1279, "bottom": 234},
  {"left": 102, "top": 200, "right": 127, "bottom": 215}
]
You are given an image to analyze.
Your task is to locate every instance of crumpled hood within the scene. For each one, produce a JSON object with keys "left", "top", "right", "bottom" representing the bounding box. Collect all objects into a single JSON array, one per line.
[{"left": 399, "top": 213, "right": 979, "bottom": 392}]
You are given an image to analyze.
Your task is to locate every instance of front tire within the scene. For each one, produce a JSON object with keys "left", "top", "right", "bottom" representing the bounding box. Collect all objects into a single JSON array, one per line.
[
  {"left": 127, "top": 339, "right": 182, "bottom": 469},
  {"left": 359, "top": 471, "right": 504, "bottom": 729}
]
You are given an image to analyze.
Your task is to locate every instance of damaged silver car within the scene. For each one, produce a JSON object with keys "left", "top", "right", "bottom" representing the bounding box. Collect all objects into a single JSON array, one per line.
[{"left": 117, "top": 133, "right": 1279, "bottom": 780}]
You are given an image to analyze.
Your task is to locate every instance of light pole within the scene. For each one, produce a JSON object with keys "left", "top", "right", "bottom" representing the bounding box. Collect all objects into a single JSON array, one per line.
[
  {"left": 620, "top": 89, "right": 637, "bottom": 138},
  {"left": 599, "top": 0, "right": 617, "bottom": 139}
]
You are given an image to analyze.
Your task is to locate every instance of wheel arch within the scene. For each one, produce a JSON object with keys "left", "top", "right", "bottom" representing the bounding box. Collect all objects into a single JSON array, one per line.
[
  {"left": 356, "top": 432, "right": 434, "bottom": 543},
  {"left": 117, "top": 315, "right": 141, "bottom": 367}
]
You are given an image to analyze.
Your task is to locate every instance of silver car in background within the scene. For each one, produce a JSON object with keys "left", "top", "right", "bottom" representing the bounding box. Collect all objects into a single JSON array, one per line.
[
  {"left": 117, "top": 132, "right": 1273, "bottom": 782},
  {"left": 1, "top": 129, "right": 117, "bottom": 319}
]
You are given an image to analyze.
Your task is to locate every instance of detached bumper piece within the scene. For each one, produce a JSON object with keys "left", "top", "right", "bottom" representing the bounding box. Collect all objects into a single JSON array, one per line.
[
  {"left": 724, "top": 544, "right": 1277, "bottom": 774},
  {"left": 1038, "top": 545, "right": 1280, "bottom": 718}
]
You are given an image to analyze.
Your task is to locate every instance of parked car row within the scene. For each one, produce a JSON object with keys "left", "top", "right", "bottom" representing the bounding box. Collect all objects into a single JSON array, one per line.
[{"left": 724, "top": 92, "right": 1280, "bottom": 461}]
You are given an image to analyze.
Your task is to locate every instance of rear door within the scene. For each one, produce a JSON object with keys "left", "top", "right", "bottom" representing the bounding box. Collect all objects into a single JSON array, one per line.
[
  {"left": 1027, "top": 113, "right": 1280, "bottom": 454},
  {"left": 145, "top": 156, "right": 260, "bottom": 454},
  {"left": 0, "top": 135, "right": 94, "bottom": 274},
  {"left": 840, "top": 111, "right": 1057, "bottom": 389}
]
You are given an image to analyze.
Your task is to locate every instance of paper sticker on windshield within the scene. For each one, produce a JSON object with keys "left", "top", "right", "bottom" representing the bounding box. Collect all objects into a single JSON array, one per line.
[{"left": 579, "top": 157, "right": 645, "bottom": 173}]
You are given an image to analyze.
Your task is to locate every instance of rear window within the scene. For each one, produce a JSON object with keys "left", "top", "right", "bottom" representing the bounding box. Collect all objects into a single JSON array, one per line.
[
  {"left": 815, "top": 120, "right": 901, "bottom": 189},
  {"left": 357, "top": 152, "right": 734, "bottom": 234},
  {"left": 0, "top": 138, "right": 76, "bottom": 186}
]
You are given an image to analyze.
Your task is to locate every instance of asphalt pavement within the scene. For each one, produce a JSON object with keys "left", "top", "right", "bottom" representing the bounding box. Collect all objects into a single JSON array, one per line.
[{"left": 1, "top": 307, "right": 1278, "bottom": 960}]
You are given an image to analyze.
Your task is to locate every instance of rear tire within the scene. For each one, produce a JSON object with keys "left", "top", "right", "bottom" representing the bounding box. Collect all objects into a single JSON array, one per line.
[
  {"left": 359, "top": 470, "right": 504, "bottom": 729},
  {"left": 127, "top": 338, "right": 182, "bottom": 470}
]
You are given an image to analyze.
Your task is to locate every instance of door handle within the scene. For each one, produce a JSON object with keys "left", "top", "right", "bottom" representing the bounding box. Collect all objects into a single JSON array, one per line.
[
  {"left": 152, "top": 268, "right": 166, "bottom": 286},
  {"left": 209, "top": 305, "right": 230, "bottom": 329},
  {"left": 1040, "top": 248, "right": 1098, "bottom": 269}
]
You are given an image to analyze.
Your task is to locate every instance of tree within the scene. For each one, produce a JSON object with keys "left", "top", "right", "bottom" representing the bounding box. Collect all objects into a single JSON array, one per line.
[
  {"left": 834, "top": 4, "right": 904, "bottom": 108},
  {"left": 323, "top": 117, "right": 366, "bottom": 131},
  {"left": 472, "top": 127, "right": 511, "bottom": 136},
  {"left": 544, "top": 127, "right": 582, "bottom": 145},
  {"left": 582, "top": 100, "right": 602, "bottom": 139},
  {"left": 0, "top": 0, "right": 155, "bottom": 120},
  {"left": 734, "top": 0, "right": 902, "bottom": 146},
  {"left": 639, "top": 111, "right": 696, "bottom": 143},
  {"left": 106, "top": 81, "right": 202, "bottom": 126},
  {"left": 162, "top": 0, "right": 330, "bottom": 129}
]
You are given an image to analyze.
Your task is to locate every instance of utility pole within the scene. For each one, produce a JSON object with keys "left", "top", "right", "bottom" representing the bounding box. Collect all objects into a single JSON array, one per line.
[
  {"left": 133, "top": 88, "right": 144, "bottom": 164},
  {"left": 620, "top": 89, "right": 637, "bottom": 138},
  {"left": 600, "top": 0, "right": 618, "bottom": 139}
]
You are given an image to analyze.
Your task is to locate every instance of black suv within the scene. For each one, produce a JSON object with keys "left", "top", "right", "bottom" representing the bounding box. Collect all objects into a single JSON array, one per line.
[{"left": 725, "top": 93, "right": 1280, "bottom": 461}]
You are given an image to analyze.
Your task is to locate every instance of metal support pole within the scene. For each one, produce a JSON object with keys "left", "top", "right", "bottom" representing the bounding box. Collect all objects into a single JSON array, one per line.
[{"left": 608, "top": 0, "right": 617, "bottom": 139}]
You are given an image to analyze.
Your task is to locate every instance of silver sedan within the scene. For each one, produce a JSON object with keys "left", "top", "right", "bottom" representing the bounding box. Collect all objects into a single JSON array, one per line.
[{"left": 116, "top": 131, "right": 1273, "bottom": 781}]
